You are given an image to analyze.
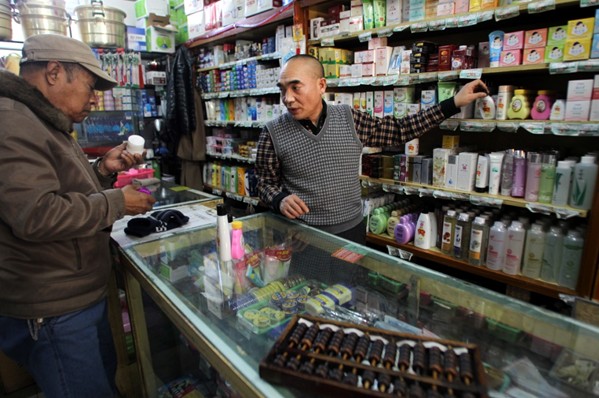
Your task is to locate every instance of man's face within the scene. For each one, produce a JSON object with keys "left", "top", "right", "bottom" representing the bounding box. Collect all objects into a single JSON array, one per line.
[
  {"left": 50, "top": 62, "right": 98, "bottom": 123},
  {"left": 277, "top": 59, "right": 326, "bottom": 123}
]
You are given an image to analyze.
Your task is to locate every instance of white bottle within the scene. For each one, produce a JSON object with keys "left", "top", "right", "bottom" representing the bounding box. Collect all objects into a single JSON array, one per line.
[
  {"left": 414, "top": 212, "right": 433, "bottom": 249},
  {"left": 552, "top": 160, "right": 574, "bottom": 206},
  {"left": 521, "top": 223, "right": 546, "bottom": 279},
  {"left": 486, "top": 221, "right": 507, "bottom": 270},
  {"left": 540, "top": 226, "right": 564, "bottom": 283},
  {"left": 570, "top": 155, "right": 598, "bottom": 210},
  {"left": 559, "top": 230, "right": 584, "bottom": 290},
  {"left": 428, "top": 211, "right": 438, "bottom": 249},
  {"left": 405, "top": 138, "right": 419, "bottom": 155},
  {"left": 503, "top": 221, "right": 526, "bottom": 275}
]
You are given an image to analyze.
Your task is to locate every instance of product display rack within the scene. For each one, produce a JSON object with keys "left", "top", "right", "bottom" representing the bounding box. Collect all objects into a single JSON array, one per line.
[{"left": 296, "top": 0, "right": 599, "bottom": 300}]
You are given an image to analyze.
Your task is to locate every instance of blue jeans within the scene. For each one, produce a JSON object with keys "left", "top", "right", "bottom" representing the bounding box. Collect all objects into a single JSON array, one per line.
[{"left": 0, "top": 298, "right": 117, "bottom": 398}]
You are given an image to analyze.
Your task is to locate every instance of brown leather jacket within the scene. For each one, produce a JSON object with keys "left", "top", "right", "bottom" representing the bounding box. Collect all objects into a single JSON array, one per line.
[{"left": 0, "top": 70, "right": 125, "bottom": 319}]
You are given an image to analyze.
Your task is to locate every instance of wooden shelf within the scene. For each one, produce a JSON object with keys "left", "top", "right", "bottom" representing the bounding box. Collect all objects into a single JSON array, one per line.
[
  {"left": 360, "top": 176, "right": 589, "bottom": 218},
  {"left": 366, "top": 232, "right": 578, "bottom": 299},
  {"left": 186, "top": 5, "right": 293, "bottom": 48},
  {"left": 204, "top": 184, "right": 259, "bottom": 206}
]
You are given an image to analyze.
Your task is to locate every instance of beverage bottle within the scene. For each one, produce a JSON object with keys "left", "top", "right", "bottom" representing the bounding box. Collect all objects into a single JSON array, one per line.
[
  {"left": 486, "top": 221, "right": 507, "bottom": 270},
  {"left": 524, "top": 152, "right": 542, "bottom": 202},
  {"left": 503, "top": 221, "right": 526, "bottom": 275},
  {"left": 521, "top": 223, "right": 546, "bottom": 279},
  {"left": 540, "top": 226, "right": 564, "bottom": 283},
  {"left": 559, "top": 230, "right": 584, "bottom": 290},
  {"left": 441, "top": 209, "right": 457, "bottom": 255},
  {"left": 538, "top": 153, "right": 557, "bottom": 203},
  {"left": 453, "top": 213, "right": 471, "bottom": 260},
  {"left": 552, "top": 160, "right": 574, "bottom": 206},
  {"left": 469, "top": 216, "right": 489, "bottom": 266},
  {"left": 570, "top": 155, "right": 598, "bottom": 210}
]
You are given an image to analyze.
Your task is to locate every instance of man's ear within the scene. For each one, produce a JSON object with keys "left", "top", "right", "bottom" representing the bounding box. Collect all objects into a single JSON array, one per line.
[
  {"left": 319, "top": 77, "right": 327, "bottom": 94},
  {"left": 45, "top": 61, "right": 61, "bottom": 86}
]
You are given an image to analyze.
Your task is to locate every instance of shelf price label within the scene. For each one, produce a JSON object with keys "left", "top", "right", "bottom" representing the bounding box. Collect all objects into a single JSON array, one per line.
[
  {"left": 375, "top": 75, "right": 399, "bottom": 86},
  {"left": 459, "top": 68, "right": 483, "bottom": 79},
  {"left": 395, "top": 75, "right": 413, "bottom": 86},
  {"left": 428, "top": 19, "right": 447, "bottom": 31},
  {"left": 577, "top": 59, "right": 599, "bottom": 72},
  {"left": 445, "top": 17, "right": 458, "bottom": 28},
  {"left": 525, "top": 203, "right": 554, "bottom": 215},
  {"left": 554, "top": 208, "right": 584, "bottom": 219},
  {"left": 393, "top": 24, "right": 410, "bottom": 32},
  {"left": 528, "top": 0, "right": 555, "bottom": 13},
  {"left": 470, "top": 195, "right": 503, "bottom": 207},
  {"left": 326, "top": 78, "right": 339, "bottom": 87},
  {"left": 457, "top": 13, "right": 478, "bottom": 27},
  {"left": 580, "top": 0, "right": 599, "bottom": 7},
  {"left": 439, "top": 119, "right": 460, "bottom": 131},
  {"left": 549, "top": 62, "right": 578, "bottom": 74},
  {"left": 416, "top": 72, "right": 438, "bottom": 83},
  {"left": 320, "top": 38, "right": 335, "bottom": 47},
  {"left": 377, "top": 28, "right": 393, "bottom": 38},
  {"left": 496, "top": 121, "right": 520, "bottom": 133},
  {"left": 358, "top": 32, "right": 372, "bottom": 42},
  {"left": 438, "top": 70, "right": 459, "bottom": 81},
  {"left": 479, "top": 11, "right": 494, "bottom": 22},
  {"left": 361, "top": 77, "right": 376, "bottom": 85},
  {"left": 460, "top": 121, "right": 496, "bottom": 132},
  {"left": 494, "top": 5, "right": 520, "bottom": 21},
  {"left": 520, "top": 122, "right": 546, "bottom": 135},
  {"left": 410, "top": 22, "right": 428, "bottom": 33}
]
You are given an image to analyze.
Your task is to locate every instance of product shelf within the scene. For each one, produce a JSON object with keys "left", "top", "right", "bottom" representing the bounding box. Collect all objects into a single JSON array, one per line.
[
  {"left": 360, "top": 176, "right": 589, "bottom": 218},
  {"left": 200, "top": 86, "right": 281, "bottom": 100},
  {"left": 204, "top": 183, "right": 260, "bottom": 206},
  {"left": 206, "top": 153, "right": 256, "bottom": 164},
  {"left": 204, "top": 120, "right": 267, "bottom": 128},
  {"left": 366, "top": 232, "right": 579, "bottom": 298},
  {"left": 308, "top": 0, "right": 581, "bottom": 46},
  {"left": 197, "top": 52, "right": 282, "bottom": 73}
]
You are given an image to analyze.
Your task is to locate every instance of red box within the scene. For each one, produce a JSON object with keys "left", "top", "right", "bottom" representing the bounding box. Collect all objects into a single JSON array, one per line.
[
  {"left": 503, "top": 31, "right": 525, "bottom": 50},
  {"left": 438, "top": 44, "right": 457, "bottom": 71},
  {"left": 114, "top": 168, "right": 155, "bottom": 188},
  {"left": 523, "top": 48, "right": 545, "bottom": 64},
  {"left": 499, "top": 49, "right": 522, "bottom": 66},
  {"left": 525, "top": 28, "right": 548, "bottom": 49}
]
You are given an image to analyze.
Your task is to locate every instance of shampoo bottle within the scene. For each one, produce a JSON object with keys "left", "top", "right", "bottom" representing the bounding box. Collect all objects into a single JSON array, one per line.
[
  {"left": 486, "top": 221, "right": 507, "bottom": 270},
  {"left": 469, "top": 216, "right": 489, "bottom": 266},
  {"left": 552, "top": 160, "right": 574, "bottom": 206},
  {"left": 216, "top": 204, "right": 232, "bottom": 267},
  {"left": 511, "top": 150, "right": 527, "bottom": 198},
  {"left": 570, "top": 155, "right": 598, "bottom": 210},
  {"left": 453, "top": 213, "right": 471, "bottom": 260},
  {"left": 538, "top": 153, "right": 557, "bottom": 203},
  {"left": 414, "top": 212, "right": 434, "bottom": 249},
  {"left": 540, "top": 226, "right": 564, "bottom": 283},
  {"left": 441, "top": 209, "right": 457, "bottom": 255},
  {"left": 521, "top": 223, "right": 545, "bottom": 279},
  {"left": 524, "top": 152, "right": 542, "bottom": 202},
  {"left": 558, "top": 229, "right": 584, "bottom": 290},
  {"left": 503, "top": 221, "right": 526, "bottom": 275},
  {"left": 387, "top": 210, "right": 402, "bottom": 237}
]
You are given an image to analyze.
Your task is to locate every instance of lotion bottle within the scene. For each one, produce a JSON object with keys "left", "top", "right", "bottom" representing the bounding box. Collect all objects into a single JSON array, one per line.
[
  {"left": 552, "top": 160, "right": 574, "bottom": 206},
  {"left": 570, "top": 155, "right": 598, "bottom": 210},
  {"left": 521, "top": 222, "right": 545, "bottom": 279},
  {"left": 524, "top": 152, "right": 542, "bottom": 202},
  {"left": 538, "top": 153, "right": 557, "bottom": 204},
  {"left": 558, "top": 229, "right": 584, "bottom": 290},
  {"left": 486, "top": 221, "right": 507, "bottom": 270},
  {"left": 415, "top": 212, "right": 433, "bottom": 250},
  {"left": 453, "top": 212, "right": 471, "bottom": 260},
  {"left": 540, "top": 226, "right": 564, "bottom": 283},
  {"left": 216, "top": 204, "right": 232, "bottom": 267},
  {"left": 503, "top": 220, "right": 526, "bottom": 275}
]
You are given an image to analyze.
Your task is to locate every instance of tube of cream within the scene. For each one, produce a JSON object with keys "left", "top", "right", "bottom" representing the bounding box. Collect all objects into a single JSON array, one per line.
[
  {"left": 489, "top": 30, "right": 504, "bottom": 68},
  {"left": 488, "top": 151, "right": 505, "bottom": 195}
]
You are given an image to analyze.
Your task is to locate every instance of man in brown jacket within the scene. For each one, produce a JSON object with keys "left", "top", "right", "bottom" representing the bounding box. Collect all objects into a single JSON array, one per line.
[{"left": 0, "top": 34, "right": 155, "bottom": 397}]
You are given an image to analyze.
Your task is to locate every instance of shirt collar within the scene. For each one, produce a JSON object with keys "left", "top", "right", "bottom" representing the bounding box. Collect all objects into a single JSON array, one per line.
[{"left": 298, "top": 100, "right": 327, "bottom": 135}]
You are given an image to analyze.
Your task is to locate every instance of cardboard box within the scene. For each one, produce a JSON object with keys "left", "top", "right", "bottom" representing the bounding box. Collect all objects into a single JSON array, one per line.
[
  {"left": 523, "top": 48, "right": 545, "bottom": 65},
  {"left": 184, "top": 0, "right": 203, "bottom": 15},
  {"left": 386, "top": 0, "right": 403, "bottom": 24},
  {"left": 563, "top": 37, "right": 591, "bottom": 61},
  {"left": 375, "top": 46, "right": 393, "bottom": 75},
  {"left": 547, "top": 25, "right": 567, "bottom": 46},
  {"left": 146, "top": 24, "right": 177, "bottom": 53},
  {"left": 499, "top": 49, "right": 521, "bottom": 67},
  {"left": 245, "top": 0, "right": 281, "bottom": 18},
  {"left": 127, "top": 26, "right": 147, "bottom": 51},
  {"left": 222, "top": 0, "right": 245, "bottom": 26},
  {"left": 187, "top": 10, "right": 205, "bottom": 39},
  {"left": 567, "top": 79, "right": 594, "bottom": 100},
  {"left": 524, "top": 28, "right": 547, "bottom": 49},
  {"left": 545, "top": 44, "right": 564, "bottom": 62},
  {"left": 592, "top": 34, "right": 599, "bottom": 58},
  {"left": 135, "top": 0, "right": 169, "bottom": 18},
  {"left": 565, "top": 100, "right": 591, "bottom": 121},
  {"left": 503, "top": 31, "right": 524, "bottom": 50},
  {"left": 457, "top": 152, "right": 478, "bottom": 192},
  {"left": 567, "top": 17, "right": 595, "bottom": 40}
]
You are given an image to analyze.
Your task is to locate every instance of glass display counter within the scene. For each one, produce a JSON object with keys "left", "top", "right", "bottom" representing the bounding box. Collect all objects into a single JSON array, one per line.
[{"left": 116, "top": 212, "right": 599, "bottom": 398}]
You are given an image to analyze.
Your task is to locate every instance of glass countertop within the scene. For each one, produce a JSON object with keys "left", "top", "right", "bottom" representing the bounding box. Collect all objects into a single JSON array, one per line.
[{"left": 121, "top": 212, "right": 599, "bottom": 397}]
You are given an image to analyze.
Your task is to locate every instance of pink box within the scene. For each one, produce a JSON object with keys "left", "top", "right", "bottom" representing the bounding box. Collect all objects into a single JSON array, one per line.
[
  {"left": 523, "top": 48, "right": 545, "bottom": 64},
  {"left": 503, "top": 31, "right": 525, "bottom": 50},
  {"left": 114, "top": 168, "right": 154, "bottom": 188},
  {"left": 362, "top": 63, "right": 376, "bottom": 77},
  {"left": 499, "top": 49, "right": 522, "bottom": 67},
  {"left": 524, "top": 28, "right": 548, "bottom": 49}
]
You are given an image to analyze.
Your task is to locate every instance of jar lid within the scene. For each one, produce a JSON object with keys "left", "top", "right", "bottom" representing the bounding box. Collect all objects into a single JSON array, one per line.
[
  {"left": 514, "top": 89, "right": 534, "bottom": 95},
  {"left": 498, "top": 85, "right": 515, "bottom": 92}
]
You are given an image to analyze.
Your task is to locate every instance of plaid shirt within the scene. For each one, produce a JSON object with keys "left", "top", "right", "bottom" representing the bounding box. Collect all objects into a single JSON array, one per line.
[{"left": 256, "top": 99, "right": 456, "bottom": 210}]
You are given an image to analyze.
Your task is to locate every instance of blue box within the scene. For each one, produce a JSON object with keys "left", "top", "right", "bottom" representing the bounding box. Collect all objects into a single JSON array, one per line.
[
  {"left": 595, "top": 8, "right": 599, "bottom": 35},
  {"left": 592, "top": 34, "right": 599, "bottom": 59},
  {"left": 127, "top": 26, "right": 146, "bottom": 51}
]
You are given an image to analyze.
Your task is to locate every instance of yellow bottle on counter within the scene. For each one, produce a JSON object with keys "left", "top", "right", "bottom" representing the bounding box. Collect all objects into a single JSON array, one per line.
[{"left": 507, "top": 89, "right": 534, "bottom": 119}]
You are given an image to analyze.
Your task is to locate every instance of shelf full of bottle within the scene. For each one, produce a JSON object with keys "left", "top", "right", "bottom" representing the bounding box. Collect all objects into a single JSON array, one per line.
[
  {"left": 360, "top": 130, "right": 598, "bottom": 218},
  {"left": 202, "top": 160, "right": 260, "bottom": 207},
  {"left": 203, "top": 95, "right": 284, "bottom": 128},
  {"left": 364, "top": 193, "right": 587, "bottom": 297}
]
